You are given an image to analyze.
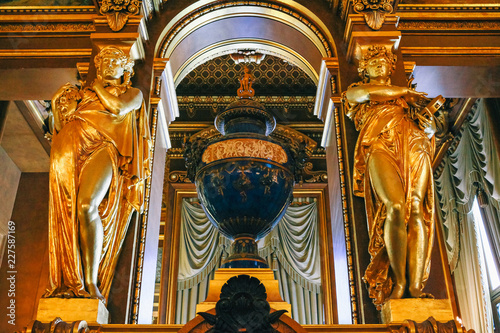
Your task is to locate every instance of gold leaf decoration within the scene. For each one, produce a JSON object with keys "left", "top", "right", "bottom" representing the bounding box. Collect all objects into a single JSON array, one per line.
[
  {"left": 100, "top": 0, "right": 140, "bottom": 32},
  {"left": 353, "top": 0, "right": 393, "bottom": 30}
]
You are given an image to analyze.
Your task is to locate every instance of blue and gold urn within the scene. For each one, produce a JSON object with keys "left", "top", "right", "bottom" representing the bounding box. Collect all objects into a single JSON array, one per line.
[{"left": 184, "top": 68, "right": 313, "bottom": 268}]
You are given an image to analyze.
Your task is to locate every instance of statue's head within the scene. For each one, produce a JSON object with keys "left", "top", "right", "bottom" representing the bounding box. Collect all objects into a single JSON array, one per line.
[
  {"left": 95, "top": 46, "right": 135, "bottom": 86},
  {"left": 358, "top": 45, "right": 397, "bottom": 83}
]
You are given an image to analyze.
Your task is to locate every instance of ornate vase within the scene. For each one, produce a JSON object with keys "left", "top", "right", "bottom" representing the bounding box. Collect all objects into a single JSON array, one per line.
[{"left": 185, "top": 97, "right": 303, "bottom": 268}]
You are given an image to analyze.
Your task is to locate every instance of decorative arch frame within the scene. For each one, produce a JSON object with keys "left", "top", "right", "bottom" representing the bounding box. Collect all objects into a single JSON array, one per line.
[{"left": 134, "top": 0, "right": 351, "bottom": 325}]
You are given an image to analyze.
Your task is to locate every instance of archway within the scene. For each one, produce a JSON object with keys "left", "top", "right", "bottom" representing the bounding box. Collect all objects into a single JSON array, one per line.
[{"left": 136, "top": 0, "right": 350, "bottom": 325}]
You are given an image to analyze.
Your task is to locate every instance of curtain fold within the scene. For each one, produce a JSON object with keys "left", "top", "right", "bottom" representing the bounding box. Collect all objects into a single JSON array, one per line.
[
  {"left": 435, "top": 99, "right": 500, "bottom": 332},
  {"left": 262, "top": 200, "right": 324, "bottom": 324},
  {"left": 175, "top": 199, "right": 228, "bottom": 324},
  {"left": 175, "top": 198, "right": 324, "bottom": 325}
]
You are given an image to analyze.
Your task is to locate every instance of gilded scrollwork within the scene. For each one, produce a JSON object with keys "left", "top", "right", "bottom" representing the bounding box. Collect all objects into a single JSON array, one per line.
[
  {"left": 21, "top": 317, "right": 91, "bottom": 333},
  {"left": 184, "top": 137, "right": 209, "bottom": 182},
  {"left": 353, "top": 0, "right": 394, "bottom": 30},
  {"left": 100, "top": 0, "right": 140, "bottom": 32},
  {"left": 168, "top": 171, "right": 190, "bottom": 183},
  {"left": 303, "top": 162, "right": 328, "bottom": 183},
  {"left": 399, "top": 317, "right": 473, "bottom": 333}
]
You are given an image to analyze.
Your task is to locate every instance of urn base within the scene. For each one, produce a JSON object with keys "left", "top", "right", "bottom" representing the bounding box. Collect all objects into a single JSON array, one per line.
[{"left": 221, "top": 236, "right": 269, "bottom": 268}]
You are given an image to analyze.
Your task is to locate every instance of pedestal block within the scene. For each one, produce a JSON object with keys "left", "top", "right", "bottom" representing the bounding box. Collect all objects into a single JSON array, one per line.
[
  {"left": 196, "top": 268, "right": 291, "bottom": 314},
  {"left": 381, "top": 298, "right": 454, "bottom": 324},
  {"left": 36, "top": 298, "right": 109, "bottom": 324}
]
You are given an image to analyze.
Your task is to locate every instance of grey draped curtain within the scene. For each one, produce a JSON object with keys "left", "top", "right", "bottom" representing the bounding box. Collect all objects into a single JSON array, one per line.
[
  {"left": 435, "top": 99, "right": 500, "bottom": 332},
  {"left": 175, "top": 199, "right": 228, "bottom": 324},
  {"left": 261, "top": 199, "right": 323, "bottom": 324},
  {"left": 175, "top": 198, "right": 323, "bottom": 325}
]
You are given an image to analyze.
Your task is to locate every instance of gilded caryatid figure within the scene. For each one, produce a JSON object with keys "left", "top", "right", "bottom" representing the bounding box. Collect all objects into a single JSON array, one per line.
[
  {"left": 44, "top": 46, "right": 151, "bottom": 304},
  {"left": 343, "top": 45, "right": 444, "bottom": 309}
]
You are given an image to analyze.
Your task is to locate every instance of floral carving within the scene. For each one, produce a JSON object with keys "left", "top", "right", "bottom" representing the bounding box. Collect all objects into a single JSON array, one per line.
[
  {"left": 100, "top": 0, "right": 140, "bottom": 32},
  {"left": 353, "top": 0, "right": 393, "bottom": 30}
]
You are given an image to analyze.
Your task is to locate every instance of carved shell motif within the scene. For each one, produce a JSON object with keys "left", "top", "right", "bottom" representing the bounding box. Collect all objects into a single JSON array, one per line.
[
  {"left": 100, "top": 0, "right": 140, "bottom": 32},
  {"left": 353, "top": 0, "right": 394, "bottom": 30}
]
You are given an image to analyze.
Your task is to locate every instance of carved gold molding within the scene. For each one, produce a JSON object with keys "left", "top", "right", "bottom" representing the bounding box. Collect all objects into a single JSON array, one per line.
[
  {"left": 397, "top": 4, "right": 500, "bottom": 11},
  {"left": 334, "top": 103, "right": 358, "bottom": 324},
  {"left": 0, "top": 23, "right": 95, "bottom": 32},
  {"left": 0, "top": 49, "right": 91, "bottom": 58},
  {"left": 100, "top": 0, "right": 141, "bottom": 31},
  {"left": 353, "top": 0, "right": 394, "bottom": 30},
  {"left": 398, "top": 20, "right": 500, "bottom": 30},
  {"left": 401, "top": 47, "right": 500, "bottom": 56},
  {"left": 131, "top": 106, "right": 158, "bottom": 324},
  {"left": 177, "top": 95, "right": 315, "bottom": 104},
  {"left": 0, "top": 6, "right": 96, "bottom": 13}
]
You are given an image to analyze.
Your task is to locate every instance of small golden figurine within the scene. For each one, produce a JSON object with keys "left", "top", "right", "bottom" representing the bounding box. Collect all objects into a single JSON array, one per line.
[
  {"left": 237, "top": 65, "right": 255, "bottom": 98},
  {"left": 343, "top": 45, "right": 443, "bottom": 309},
  {"left": 44, "top": 46, "right": 151, "bottom": 304}
]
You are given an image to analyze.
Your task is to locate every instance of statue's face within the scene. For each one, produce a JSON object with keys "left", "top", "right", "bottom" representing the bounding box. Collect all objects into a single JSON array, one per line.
[
  {"left": 100, "top": 55, "right": 125, "bottom": 80},
  {"left": 365, "top": 55, "right": 391, "bottom": 81}
]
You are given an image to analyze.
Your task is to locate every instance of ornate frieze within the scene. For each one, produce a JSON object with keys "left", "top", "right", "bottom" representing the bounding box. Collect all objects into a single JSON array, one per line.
[
  {"left": 0, "top": 23, "right": 95, "bottom": 32},
  {"left": 397, "top": 4, "right": 500, "bottom": 11},
  {"left": 0, "top": 6, "right": 95, "bottom": 13},
  {"left": 398, "top": 20, "right": 500, "bottom": 30}
]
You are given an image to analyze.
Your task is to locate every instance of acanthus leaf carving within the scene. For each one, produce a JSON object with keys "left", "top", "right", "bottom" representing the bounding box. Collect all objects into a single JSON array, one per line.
[
  {"left": 353, "top": 0, "right": 394, "bottom": 30},
  {"left": 100, "top": 0, "right": 140, "bottom": 32}
]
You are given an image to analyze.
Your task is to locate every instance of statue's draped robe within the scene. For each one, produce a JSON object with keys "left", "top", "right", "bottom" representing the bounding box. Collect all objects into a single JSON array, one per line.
[
  {"left": 45, "top": 87, "right": 150, "bottom": 300},
  {"left": 346, "top": 93, "right": 435, "bottom": 309}
]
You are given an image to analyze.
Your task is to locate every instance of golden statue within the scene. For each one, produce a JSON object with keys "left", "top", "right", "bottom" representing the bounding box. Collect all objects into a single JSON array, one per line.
[
  {"left": 343, "top": 45, "right": 441, "bottom": 309},
  {"left": 237, "top": 65, "right": 255, "bottom": 98},
  {"left": 44, "top": 46, "right": 151, "bottom": 304}
]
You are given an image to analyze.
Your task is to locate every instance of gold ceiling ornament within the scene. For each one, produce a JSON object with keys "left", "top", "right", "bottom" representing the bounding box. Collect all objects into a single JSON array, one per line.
[
  {"left": 353, "top": 0, "right": 394, "bottom": 30},
  {"left": 230, "top": 50, "right": 266, "bottom": 64},
  {"left": 100, "top": 0, "right": 140, "bottom": 32}
]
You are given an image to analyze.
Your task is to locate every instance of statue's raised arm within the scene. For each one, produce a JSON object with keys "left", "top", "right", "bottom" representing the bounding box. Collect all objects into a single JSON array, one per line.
[
  {"left": 343, "top": 45, "right": 443, "bottom": 309},
  {"left": 44, "top": 46, "right": 151, "bottom": 304}
]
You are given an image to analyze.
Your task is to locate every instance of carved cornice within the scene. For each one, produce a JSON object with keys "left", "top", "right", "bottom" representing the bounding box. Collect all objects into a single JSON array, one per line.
[
  {"left": 0, "top": 6, "right": 96, "bottom": 14},
  {"left": 397, "top": 4, "right": 500, "bottom": 11},
  {"left": 159, "top": 1, "right": 333, "bottom": 58},
  {"left": 100, "top": 0, "right": 141, "bottom": 31},
  {"left": 0, "top": 49, "right": 92, "bottom": 58},
  {"left": 0, "top": 23, "right": 95, "bottom": 32},
  {"left": 401, "top": 47, "right": 500, "bottom": 57},
  {"left": 398, "top": 20, "right": 500, "bottom": 31},
  {"left": 178, "top": 95, "right": 315, "bottom": 105}
]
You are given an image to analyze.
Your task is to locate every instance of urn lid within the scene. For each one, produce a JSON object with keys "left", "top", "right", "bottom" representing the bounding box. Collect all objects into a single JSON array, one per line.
[
  {"left": 215, "top": 98, "right": 276, "bottom": 136},
  {"left": 215, "top": 66, "right": 276, "bottom": 136}
]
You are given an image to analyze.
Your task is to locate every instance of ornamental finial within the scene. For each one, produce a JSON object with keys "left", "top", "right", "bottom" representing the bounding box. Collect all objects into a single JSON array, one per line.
[{"left": 237, "top": 66, "right": 255, "bottom": 98}]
